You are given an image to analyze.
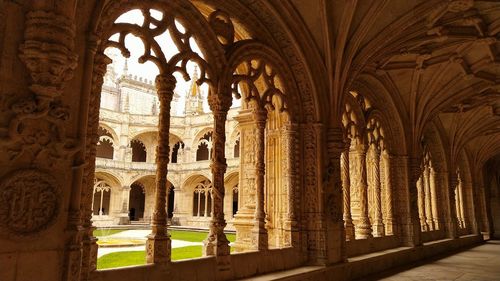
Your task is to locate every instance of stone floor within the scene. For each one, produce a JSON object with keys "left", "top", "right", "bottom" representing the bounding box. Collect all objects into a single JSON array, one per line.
[{"left": 363, "top": 240, "right": 500, "bottom": 281}]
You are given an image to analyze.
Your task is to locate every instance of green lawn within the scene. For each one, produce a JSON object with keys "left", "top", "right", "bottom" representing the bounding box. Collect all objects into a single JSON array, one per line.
[
  {"left": 97, "top": 246, "right": 203, "bottom": 269},
  {"left": 93, "top": 229, "right": 125, "bottom": 237},
  {"left": 96, "top": 230, "right": 236, "bottom": 269}
]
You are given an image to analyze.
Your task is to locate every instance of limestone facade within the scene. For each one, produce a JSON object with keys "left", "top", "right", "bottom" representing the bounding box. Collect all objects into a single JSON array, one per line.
[{"left": 91, "top": 62, "right": 241, "bottom": 229}]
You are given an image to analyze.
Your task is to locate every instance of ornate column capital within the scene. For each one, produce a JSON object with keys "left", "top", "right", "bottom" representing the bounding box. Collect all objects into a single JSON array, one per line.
[
  {"left": 155, "top": 74, "right": 177, "bottom": 101},
  {"left": 208, "top": 90, "right": 232, "bottom": 114}
]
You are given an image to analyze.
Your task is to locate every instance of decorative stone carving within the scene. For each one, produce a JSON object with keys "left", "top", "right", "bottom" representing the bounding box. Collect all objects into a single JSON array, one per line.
[
  {"left": 0, "top": 169, "right": 59, "bottom": 237},
  {"left": 1, "top": 11, "right": 79, "bottom": 167}
]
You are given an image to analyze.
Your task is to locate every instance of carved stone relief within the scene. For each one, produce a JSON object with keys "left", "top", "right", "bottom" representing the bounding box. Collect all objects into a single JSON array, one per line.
[{"left": 0, "top": 169, "right": 59, "bottom": 237}]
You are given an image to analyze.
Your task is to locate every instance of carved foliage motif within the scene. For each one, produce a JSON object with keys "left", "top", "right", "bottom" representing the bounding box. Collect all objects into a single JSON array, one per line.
[
  {"left": 0, "top": 169, "right": 59, "bottom": 237},
  {"left": 1, "top": 11, "right": 79, "bottom": 167}
]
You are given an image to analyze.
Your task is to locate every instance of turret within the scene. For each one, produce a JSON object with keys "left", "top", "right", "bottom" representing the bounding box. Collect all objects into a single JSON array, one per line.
[{"left": 184, "top": 66, "right": 204, "bottom": 115}]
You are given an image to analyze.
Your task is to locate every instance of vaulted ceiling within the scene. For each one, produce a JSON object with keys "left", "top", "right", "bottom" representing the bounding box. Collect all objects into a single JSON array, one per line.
[{"left": 274, "top": 0, "right": 500, "bottom": 168}]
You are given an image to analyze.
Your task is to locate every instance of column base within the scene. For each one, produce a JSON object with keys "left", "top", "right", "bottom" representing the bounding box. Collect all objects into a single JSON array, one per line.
[
  {"left": 252, "top": 220, "right": 268, "bottom": 251},
  {"left": 146, "top": 233, "right": 171, "bottom": 264},
  {"left": 344, "top": 220, "right": 355, "bottom": 241},
  {"left": 232, "top": 211, "right": 254, "bottom": 252},
  {"left": 356, "top": 219, "right": 373, "bottom": 239},
  {"left": 372, "top": 222, "right": 385, "bottom": 237}
]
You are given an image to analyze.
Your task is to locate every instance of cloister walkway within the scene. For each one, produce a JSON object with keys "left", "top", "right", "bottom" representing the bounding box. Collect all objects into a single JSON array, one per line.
[{"left": 363, "top": 240, "right": 500, "bottom": 281}]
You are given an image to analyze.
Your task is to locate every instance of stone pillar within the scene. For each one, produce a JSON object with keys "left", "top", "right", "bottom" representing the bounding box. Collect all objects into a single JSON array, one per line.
[
  {"left": 116, "top": 186, "right": 131, "bottom": 225},
  {"left": 457, "top": 176, "right": 466, "bottom": 229},
  {"left": 369, "top": 144, "right": 384, "bottom": 237},
  {"left": 429, "top": 168, "right": 440, "bottom": 230},
  {"left": 203, "top": 92, "right": 231, "bottom": 270},
  {"left": 282, "top": 122, "right": 299, "bottom": 247},
  {"left": 252, "top": 108, "right": 268, "bottom": 251},
  {"left": 323, "top": 127, "right": 346, "bottom": 263},
  {"left": 417, "top": 176, "right": 428, "bottom": 231},
  {"left": 232, "top": 110, "right": 256, "bottom": 252},
  {"left": 351, "top": 142, "right": 372, "bottom": 239},
  {"left": 146, "top": 74, "right": 176, "bottom": 264},
  {"left": 81, "top": 52, "right": 111, "bottom": 281},
  {"left": 447, "top": 172, "right": 460, "bottom": 239},
  {"left": 408, "top": 157, "right": 423, "bottom": 246},
  {"left": 341, "top": 142, "right": 355, "bottom": 241},
  {"left": 423, "top": 165, "right": 434, "bottom": 230},
  {"left": 382, "top": 151, "right": 395, "bottom": 235}
]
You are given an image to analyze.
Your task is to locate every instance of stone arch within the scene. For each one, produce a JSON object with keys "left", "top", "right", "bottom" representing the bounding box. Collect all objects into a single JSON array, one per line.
[
  {"left": 353, "top": 75, "right": 408, "bottom": 156},
  {"left": 182, "top": 174, "right": 212, "bottom": 217},
  {"left": 93, "top": 171, "right": 123, "bottom": 218},
  {"left": 192, "top": 127, "right": 214, "bottom": 148},
  {"left": 225, "top": 171, "right": 239, "bottom": 216},
  {"left": 223, "top": 40, "right": 301, "bottom": 123},
  {"left": 194, "top": 129, "right": 213, "bottom": 161},
  {"left": 98, "top": 123, "right": 119, "bottom": 144}
]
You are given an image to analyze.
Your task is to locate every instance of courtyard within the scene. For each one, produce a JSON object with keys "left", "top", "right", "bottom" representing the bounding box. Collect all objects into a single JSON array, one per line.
[{"left": 95, "top": 228, "right": 236, "bottom": 269}]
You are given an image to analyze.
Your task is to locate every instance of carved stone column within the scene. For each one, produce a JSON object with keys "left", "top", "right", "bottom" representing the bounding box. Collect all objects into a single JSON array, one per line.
[
  {"left": 324, "top": 127, "right": 346, "bottom": 263},
  {"left": 117, "top": 186, "right": 131, "bottom": 225},
  {"left": 81, "top": 52, "right": 111, "bottom": 281},
  {"left": 203, "top": 93, "right": 231, "bottom": 269},
  {"left": 417, "top": 177, "right": 428, "bottom": 231},
  {"left": 423, "top": 165, "right": 434, "bottom": 230},
  {"left": 457, "top": 176, "right": 466, "bottom": 229},
  {"left": 382, "top": 151, "right": 395, "bottom": 235},
  {"left": 447, "top": 172, "right": 460, "bottom": 239},
  {"left": 232, "top": 110, "right": 256, "bottom": 252},
  {"left": 146, "top": 74, "right": 176, "bottom": 264},
  {"left": 408, "top": 157, "right": 422, "bottom": 246},
  {"left": 281, "top": 122, "right": 299, "bottom": 247},
  {"left": 341, "top": 141, "right": 355, "bottom": 241},
  {"left": 429, "top": 168, "right": 440, "bottom": 230},
  {"left": 351, "top": 142, "right": 372, "bottom": 239},
  {"left": 252, "top": 108, "right": 268, "bottom": 251},
  {"left": 369, "top": 144, "right": 384, "bottom": 237}
]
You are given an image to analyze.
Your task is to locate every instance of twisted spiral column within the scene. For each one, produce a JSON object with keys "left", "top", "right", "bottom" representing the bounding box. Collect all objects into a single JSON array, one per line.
[
  {"left": 423, "top": 165, "right": 434, "bottom": 231},
  {"left": 370, "top": 144, "right": 385, "bottom": 237},
  {"left": 253, "top": 109, "right": 268, "bottom": 250},
  {"left": 352, "top": 143, "right": 372, "bottom": 239},
  {"left": 341, "top": 143, "right": 355, "bottom": 241},
  {"left": 146, "top": 74, "right": 176, "bottom": 264},
  {"left": 203, "top": 93, "right": 231, "bottom": 268}
]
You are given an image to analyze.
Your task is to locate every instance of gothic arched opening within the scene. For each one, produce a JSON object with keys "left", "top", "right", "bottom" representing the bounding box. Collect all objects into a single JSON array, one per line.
[
  {"left": 96, "top": 126, "right": 115, "bottom": 159},
  {"left": 131, "top": 139, "right": 147, "bottom": 162},
  {"left": 129, "top": 182, "right": 145, "bottom": 221}
]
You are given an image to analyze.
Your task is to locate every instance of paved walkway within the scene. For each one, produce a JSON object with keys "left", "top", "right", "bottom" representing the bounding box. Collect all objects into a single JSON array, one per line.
[{"left": 367, "top": 240, "right": 500, "bottom": 281}]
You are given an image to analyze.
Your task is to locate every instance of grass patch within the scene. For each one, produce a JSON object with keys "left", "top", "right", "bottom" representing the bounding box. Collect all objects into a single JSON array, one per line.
[
  {"left": 93, "top": 229, "right": 125, "bottom": 237},
  {"left": 97, "top": 246, "right": 204, "bottom": 269},
  {"left": 97, "top": 251, "right": 145, "bottom": 269}
]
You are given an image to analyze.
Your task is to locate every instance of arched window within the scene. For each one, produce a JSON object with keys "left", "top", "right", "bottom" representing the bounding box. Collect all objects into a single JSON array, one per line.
[
  {"left": 416, "top": 150, "right": 439, "bottom": 232},
  {"left": 92, "top": 179, "right": 111, "bottom": 216},
  {"left": 171, "top": 141, "right": 184, "bottom": 163},
  {"left": 131, "top": 139, "right": 147, "bottom": 162},
  {"left": 196, "top": 132, "right": 212, "bottom": 161},
  {"left": 234, "top": 136, "right": 240, "bottom": 158},
  {"left": 341, "top": 95, "right": 396, "bottom": 242},
  {"left": 96, "top": 127, "right": 114, "bottom": 159},
  {"left": 232, "top": 184, "right": 239, "bottom": 216},
  {"left": 192, "top": 180, "right": 212, "bottom": 217}
]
